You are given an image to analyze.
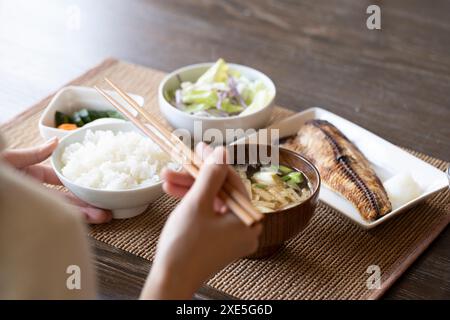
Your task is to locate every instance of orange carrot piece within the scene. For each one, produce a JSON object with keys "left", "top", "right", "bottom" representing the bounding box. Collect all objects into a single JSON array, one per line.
[{"left": 57, "top": 123, "right": 78, "bottom": 130}]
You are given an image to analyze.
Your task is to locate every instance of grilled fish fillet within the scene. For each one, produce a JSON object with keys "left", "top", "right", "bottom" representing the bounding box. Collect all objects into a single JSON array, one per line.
[{"left": 283, "top": 119, "right": 391, "bottom": 221}]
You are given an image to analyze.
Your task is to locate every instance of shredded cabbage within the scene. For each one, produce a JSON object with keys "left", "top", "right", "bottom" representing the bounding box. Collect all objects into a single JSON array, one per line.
[{"left": 166, "top": 58, "right": 273, "bottom": 117}]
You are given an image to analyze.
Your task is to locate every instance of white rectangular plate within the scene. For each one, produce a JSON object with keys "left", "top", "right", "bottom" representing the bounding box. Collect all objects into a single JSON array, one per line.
[{"left": 238, "top": 107, "right": 448, "bottom": 229}]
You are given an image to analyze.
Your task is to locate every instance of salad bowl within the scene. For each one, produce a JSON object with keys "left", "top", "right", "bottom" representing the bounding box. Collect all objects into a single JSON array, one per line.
[{"left": 158, "top": 60, "right": 276, "bottom": 142}]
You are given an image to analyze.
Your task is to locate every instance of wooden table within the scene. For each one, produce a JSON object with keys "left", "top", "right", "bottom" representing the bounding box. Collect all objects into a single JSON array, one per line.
[{"left": 1, "top": 0, "right": 449, "bottom": 299}]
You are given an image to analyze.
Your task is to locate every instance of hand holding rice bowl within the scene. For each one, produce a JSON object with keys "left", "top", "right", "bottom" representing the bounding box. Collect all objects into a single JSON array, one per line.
[{"left": 51, "top": 122, "right": 179, "bottom": 219}]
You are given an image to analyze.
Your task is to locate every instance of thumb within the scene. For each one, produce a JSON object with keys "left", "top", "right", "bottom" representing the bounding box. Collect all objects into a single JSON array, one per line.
[
  {"left": 2, "top": 137, "right": 58, "bottom": 168},
  {"left": 191, "top": 146, "right": 228, "bottom": 203}
]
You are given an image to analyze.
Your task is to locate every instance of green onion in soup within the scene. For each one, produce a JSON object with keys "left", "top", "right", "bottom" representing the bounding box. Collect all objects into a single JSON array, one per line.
[{"left": 234, "top": 164, "right": 311, "bottom": 213}]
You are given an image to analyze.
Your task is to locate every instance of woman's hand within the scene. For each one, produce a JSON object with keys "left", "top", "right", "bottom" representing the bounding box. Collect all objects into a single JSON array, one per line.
[
  {"left": 161, "top": 143, "right": 251, "bottom": 213},
  {"left": 141, "top": 143, "right": 262, "bottom": 299},
  {"left": 1, "top": 138, "right": 112, "bottom": 224}
]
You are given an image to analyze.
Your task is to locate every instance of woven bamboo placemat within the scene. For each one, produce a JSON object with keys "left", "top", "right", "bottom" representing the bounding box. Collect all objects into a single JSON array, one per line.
[{"left": 1, "top": 59, "right": 449, "bottom": 300}]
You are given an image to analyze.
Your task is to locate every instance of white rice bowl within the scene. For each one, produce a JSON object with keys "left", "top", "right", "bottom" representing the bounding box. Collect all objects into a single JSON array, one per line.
[{"left": 60, "top": 130, "right": 178, "bottom": 190}]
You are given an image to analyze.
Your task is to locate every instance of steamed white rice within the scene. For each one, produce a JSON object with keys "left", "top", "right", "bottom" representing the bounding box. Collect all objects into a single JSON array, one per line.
[{"left": 61, "top": 130, "right": 178, "bottom": 190}]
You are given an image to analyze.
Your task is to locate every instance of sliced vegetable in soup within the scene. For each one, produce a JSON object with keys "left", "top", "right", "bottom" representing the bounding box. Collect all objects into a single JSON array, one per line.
[{"left": 234, "top": 164, "right": 311, "bottom": 213}]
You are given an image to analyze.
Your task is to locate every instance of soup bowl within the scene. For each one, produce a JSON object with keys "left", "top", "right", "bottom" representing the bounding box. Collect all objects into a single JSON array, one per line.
[{"left": 229, "top": 143, "right": 321, "bottom": 258}]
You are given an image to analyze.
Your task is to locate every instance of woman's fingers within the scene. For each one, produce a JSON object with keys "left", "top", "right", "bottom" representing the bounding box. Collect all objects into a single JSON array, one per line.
[
  {"left": 162, "top": 168, "right": 195, "bottom": 187},
  {"left": 214, "top": 198, "right": 227, "bottom": 214},
  {"left": 2, "top": 139, "right": 62, "bottom": 185},
  {"left": 220, "top": 212, "right": 263, "bottom": 255},
  {"left": 59, "top": 190, "right": 91, "bottom": 206},
  {"left": 82, "top": 207, "right": 112, "bottom": 224},
  {"left": 58, "top": 191, "right": 112, "bottom": 224},
  {"left": 224, "top": 163, "right": 250, "bottom": 200},
  {"left": 163, "top": 181, "right": 226, "bottom": 213},
  {"left": 23, "top": 164, "right": 62, "bottom": 185},
  {"left": 191, "top": 147, "right": 228, "bottom": 205},
  {"left": 167, "top": 142, "right": 247, "bottom": 210},
  {"left": 69, "top": 204, "right": 113, "bottom": 224},
  {"left": 163, "top": 182, "right": 190, "bottom": 199},
  {"left": 196, "top": 142, "right": 248, "bottom": 198},
  {"left": 2, "top": 137, "right": 58, "bottom": 168},
  {"left": 195, "top": 142, "right": 214, "bottom": 161}
]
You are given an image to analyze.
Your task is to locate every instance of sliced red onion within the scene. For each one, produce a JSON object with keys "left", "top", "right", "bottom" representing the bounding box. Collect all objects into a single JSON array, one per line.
[
  {"left": 228, "top": 76, "right": 248, "bottom": 109},
  {"left": 216, "top": 91, "right": 227, "bottom": 110}
]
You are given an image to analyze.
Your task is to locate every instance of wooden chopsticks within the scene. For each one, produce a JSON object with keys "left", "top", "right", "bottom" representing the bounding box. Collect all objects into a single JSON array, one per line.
[{"left": 94, "top": 79, "right": 263, "bottom": 226}]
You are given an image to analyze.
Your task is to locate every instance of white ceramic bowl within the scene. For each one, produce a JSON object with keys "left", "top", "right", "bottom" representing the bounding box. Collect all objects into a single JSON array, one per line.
[
  {"left": 158, "top": 62, "right": 276, "bottom": 139},
  {"left": 51, "top": 121, "right": 166, "bottom": 219},
  {"left": 39, "top": 85, "right": 144, "bottom": 140}
]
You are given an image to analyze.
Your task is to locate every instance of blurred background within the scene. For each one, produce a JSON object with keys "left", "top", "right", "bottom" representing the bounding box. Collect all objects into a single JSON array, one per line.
[{"left": 0, "top": 0, "right": 449, "bottom": 159}]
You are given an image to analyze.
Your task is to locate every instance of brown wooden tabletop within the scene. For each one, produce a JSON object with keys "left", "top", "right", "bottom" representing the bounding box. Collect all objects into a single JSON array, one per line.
[{"left": 1, "top": 0, "right": 449, "bottom": 299}]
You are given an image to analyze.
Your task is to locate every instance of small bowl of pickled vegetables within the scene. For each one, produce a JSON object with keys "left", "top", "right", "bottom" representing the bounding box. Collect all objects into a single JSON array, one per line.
[
  {"left": 54, "top": 108, "right": 125, "bottom": 131},
  {"left": 39, "top": 86, "right": 144, "bottom": 140},
  {"left": 159, "top": 59, "right": 276, "bottom": 137}
]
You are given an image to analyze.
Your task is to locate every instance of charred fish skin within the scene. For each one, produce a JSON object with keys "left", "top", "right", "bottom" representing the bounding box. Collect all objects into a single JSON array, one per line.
[{"left": 283, "top": 119, "right": 391, "bottom": 221}]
